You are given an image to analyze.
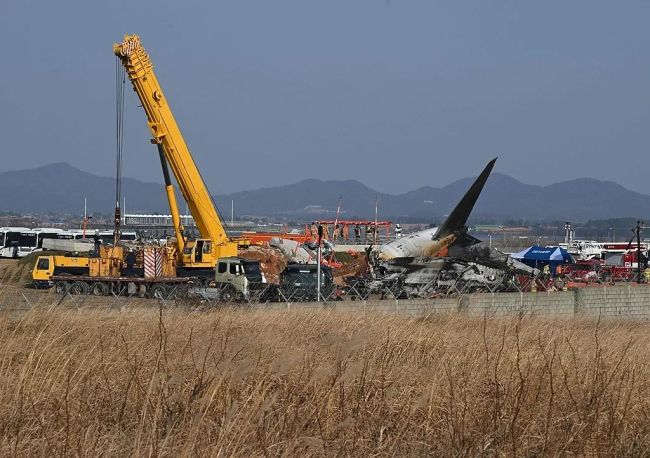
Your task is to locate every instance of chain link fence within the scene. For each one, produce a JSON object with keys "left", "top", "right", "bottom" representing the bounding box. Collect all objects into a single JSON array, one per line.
[{"left": 2, "top": 263, "right": 647, "bottom": 312}]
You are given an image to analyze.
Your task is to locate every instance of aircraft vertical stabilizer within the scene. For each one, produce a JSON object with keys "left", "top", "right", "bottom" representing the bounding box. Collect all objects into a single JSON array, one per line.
[{"left": 434, "top": 157, "right": 497, "bottom": 239}]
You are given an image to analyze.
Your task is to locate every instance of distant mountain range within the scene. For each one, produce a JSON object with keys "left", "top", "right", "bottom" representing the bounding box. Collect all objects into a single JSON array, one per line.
[
  {"left": 2, "top": 162, "right": 650, "bottom": 222},
  {"left": 0, "top": 163, "right": 169, "bottom": 216}
]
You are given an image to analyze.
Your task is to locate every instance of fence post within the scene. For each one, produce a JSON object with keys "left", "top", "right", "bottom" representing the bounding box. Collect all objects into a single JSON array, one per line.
[
  {"left": 574, "top": 288, "right": 585, "bottom": 316},
  {"left": 457, "top": 295, "right": 469, "bottom": 314}
]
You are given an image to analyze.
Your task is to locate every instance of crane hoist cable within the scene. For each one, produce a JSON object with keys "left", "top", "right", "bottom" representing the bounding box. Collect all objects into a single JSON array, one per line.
[{"left": 114, "top": 56, "right": 126, "bottom": 245}]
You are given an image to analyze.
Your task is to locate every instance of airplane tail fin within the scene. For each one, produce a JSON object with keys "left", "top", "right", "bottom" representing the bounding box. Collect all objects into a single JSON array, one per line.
[{"left": 434, "top": 157, "right": 497, "bottom": 239}]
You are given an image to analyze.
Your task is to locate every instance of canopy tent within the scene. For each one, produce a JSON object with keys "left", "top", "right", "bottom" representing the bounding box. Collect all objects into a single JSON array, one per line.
[{"left": 511, "top": 245, "right": 574, "bottom": 276}]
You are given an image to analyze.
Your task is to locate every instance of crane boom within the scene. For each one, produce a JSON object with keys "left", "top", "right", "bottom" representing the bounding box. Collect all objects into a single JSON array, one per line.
[
  {"left": 114, "top": 35, "right": 229, "bottom": 244},
  {"left": 114, "top": 35, "right": 237, "bottom": 269}
]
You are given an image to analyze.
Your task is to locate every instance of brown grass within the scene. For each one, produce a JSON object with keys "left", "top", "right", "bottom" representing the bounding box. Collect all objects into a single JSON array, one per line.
[
  {"left": 0, "top": 259, "right": 34, "bottom": 288},
  {"left": 0, "top": 306, "right": 648, "bottom": 456}
]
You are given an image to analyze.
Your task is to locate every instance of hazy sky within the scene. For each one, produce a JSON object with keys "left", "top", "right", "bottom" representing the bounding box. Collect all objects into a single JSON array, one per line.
[{"left": 1, "top": 1, "right": 649, "bottom": 195}]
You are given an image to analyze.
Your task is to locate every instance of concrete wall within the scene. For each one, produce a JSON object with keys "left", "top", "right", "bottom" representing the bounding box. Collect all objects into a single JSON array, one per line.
[{"left": 257, "top": 285, "right": 650, "bottom": 318}]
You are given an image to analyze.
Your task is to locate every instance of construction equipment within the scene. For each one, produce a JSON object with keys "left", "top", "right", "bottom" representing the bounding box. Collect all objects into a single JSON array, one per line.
[
  {"left": 213, "top": 257, "right": 266, "bottom": 300},
  {"left": 189, "top": 257, "right": 268, "bottom": 302},
  {"left": 113, "top": 35, "right": 238, "bottom": 281},
  {"left": 278, "top": 264, "right": 337, "bottom": 302},
  {"left": 31, "top": 35, "right": 255, "bottom": 297},
  {"left": 32, "top": 245, "right": 193, "bottom": 297}
]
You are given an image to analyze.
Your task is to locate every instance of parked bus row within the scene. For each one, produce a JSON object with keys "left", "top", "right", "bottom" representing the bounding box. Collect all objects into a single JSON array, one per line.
[{"left": 0, "top": 227, "right": 136, "bottom": 258}]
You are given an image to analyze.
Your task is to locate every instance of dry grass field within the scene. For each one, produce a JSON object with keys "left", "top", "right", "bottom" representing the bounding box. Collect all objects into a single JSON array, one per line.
[{"left": 0, "top": 304, "right": 647, "bottom": 456}]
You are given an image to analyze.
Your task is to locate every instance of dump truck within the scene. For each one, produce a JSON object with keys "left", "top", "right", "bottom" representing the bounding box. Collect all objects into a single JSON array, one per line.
[
  {"left": 278, "top": 264, "right": 338, "bottom": 302},
  {"left": 188, "top": 257, "right": 269, "bottom": 302},
  {"left": 187, "top": 262, "right": 340, "bottom": 303}
]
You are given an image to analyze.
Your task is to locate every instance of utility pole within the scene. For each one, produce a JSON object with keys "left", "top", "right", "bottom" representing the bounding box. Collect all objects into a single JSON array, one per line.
[
  {"left": 564, "top": 222, "right": 571, "bottom": 245},
  {"left": 82, "top": 197, "right": 88, "bottom": 239},
  {"left": 231, "top": 199, "right": 234, "bottom": 227},
  {"left": 637, "top": 221, "right": 641, "bottom": 284},
  {"left": 334, "top": 195, "right": 342, "bottom": 234},
  {"left": 373, "top": 196, "right": 378, "bottom": 244},
  {"left": 317, "top": 224, "right": 323, "bottom": 302}
]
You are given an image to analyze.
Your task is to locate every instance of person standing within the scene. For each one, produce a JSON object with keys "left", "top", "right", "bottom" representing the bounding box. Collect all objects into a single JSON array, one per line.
[
  {"left": 125, "top": 249, "right": 136, "bottom": 277},
  {"left": 354, "top": 225, "right": 361, "bottom": 242},
  {"left": 93, "top": 230, "right": 102, "bottom": 257},
  {"left": 310, "top": 222, "right": 318, "bottom": 241},
  {"left": 395, "top": 223, "right": 402, "bottom": 238}
]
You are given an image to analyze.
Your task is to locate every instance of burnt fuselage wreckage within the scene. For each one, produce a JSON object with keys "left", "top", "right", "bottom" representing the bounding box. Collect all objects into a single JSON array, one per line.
[{"left": 349, "top": 158, "right": 538, "bottom": 299}]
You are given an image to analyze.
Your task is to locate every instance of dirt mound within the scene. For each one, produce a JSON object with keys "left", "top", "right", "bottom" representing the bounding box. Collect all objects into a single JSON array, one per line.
[
  {"left": 239, "top": 245, "right": 367, "bottom": 285},
  {"left": 0, "top": 258, "right": 35, "bottom": 287},
  {"left": 239, "top": 245, "right": 287, "bottom": 284},
  {"left": 0, "top": 252, "right": 71, "bottom": 288},
  {"left": 333, "top": 253, "right": 368, "bottom": 278}
]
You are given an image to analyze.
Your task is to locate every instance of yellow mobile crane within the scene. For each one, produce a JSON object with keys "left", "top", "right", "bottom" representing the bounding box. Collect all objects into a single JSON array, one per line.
[{"left": 114, "top": 35, "right": 238, "bottom": 279}]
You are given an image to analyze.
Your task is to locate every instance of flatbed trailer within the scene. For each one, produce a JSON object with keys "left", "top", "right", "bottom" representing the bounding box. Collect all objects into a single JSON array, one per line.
[{"left": 48, "top": 275, "right": 196, "bottom": 298}]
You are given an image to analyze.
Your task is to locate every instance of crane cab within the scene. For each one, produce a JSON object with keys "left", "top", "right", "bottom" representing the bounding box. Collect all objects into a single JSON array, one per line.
[
  {"left": 181, "top": 238, "right": 238, "bottom": 269},
  {"left": 182, "top": 239, "right": 213, "bottom": 267}
]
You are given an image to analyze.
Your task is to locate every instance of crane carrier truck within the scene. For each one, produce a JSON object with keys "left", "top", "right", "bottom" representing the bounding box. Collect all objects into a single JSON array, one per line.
[
  {"left": 32, "top": 245, "right": 193, "bottom": 298},
  {"left": 31, "top": 35, "right": 263, "bottom": 299}
]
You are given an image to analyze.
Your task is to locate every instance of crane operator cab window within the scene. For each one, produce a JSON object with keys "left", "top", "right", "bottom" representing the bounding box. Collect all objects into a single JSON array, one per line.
[
  {"left": 230, "top": 262, "right": 239, "bottom": 275},
  {"left": 217, "top": 262, "right": 227, "bottom": 274},
  {"left": 36, "top": 257, "right": 50, "bottom": 271},
  {"left": 194, "top": 240, "right": 211, "bottom": 263},
  {"left": 195, "top": 241, "right": 203, "bottom": 262}
]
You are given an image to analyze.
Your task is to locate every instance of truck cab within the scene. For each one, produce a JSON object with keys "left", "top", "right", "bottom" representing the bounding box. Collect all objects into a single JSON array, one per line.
[
  {"left": 214, "top": 257, "right": 265, "bottom": 301},
  {"left": 279, "top": 264, "right": 336, "bottom": 301},
  {"left": 32, "top": 255, "right": 91, "bottom": 287}
]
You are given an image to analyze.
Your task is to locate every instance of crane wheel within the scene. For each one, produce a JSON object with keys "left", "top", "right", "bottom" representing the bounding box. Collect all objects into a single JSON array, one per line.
[
  {"left": 90, "top": 282, "right": 109, "bottom": 296},
  {"left": 70, "top": 281, "right": 89, "bottom": 295},
  {"left": 219, "top": 285, "right": 235, "bottom": 302},
  {"left": 149, "top": 284, "right": 168, "bottom": 300},
  {"left": 54, "top": 281, "right": 69, "bottom": 294}
]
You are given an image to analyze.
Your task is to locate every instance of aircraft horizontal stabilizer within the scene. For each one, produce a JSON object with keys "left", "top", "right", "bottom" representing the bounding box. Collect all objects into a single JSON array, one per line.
[{"left": 453, "top": 232, "right": 482, "bottom": 248}]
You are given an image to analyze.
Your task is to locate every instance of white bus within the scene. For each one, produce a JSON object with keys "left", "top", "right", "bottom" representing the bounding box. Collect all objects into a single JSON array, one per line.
[
  {"left": 17, "top": 228, "right": 64, "bottom": 257},
  {"left": 57, "top": 230, "right": 87, "bottom": 241},
  {"left": 97, "top": 230, "right": 137, "bottom": 245},
  {"left": 0, "top": 227, "right": 30, "bottom": 258},
  {"left": 46, "top": 230, "right": 138, "bottom": 251}
]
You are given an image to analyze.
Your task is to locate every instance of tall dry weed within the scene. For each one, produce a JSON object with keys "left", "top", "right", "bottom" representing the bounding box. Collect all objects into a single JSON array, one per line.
[{"left": 0, "top": 306, "right": 647, "bottom": 456}]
